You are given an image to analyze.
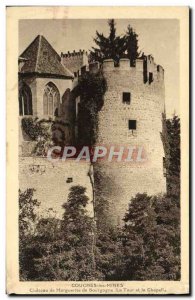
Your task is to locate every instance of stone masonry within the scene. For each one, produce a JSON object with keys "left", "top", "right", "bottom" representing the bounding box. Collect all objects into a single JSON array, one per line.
[{"left": 94, "top": 57, "right": 166, "bottom": 225}]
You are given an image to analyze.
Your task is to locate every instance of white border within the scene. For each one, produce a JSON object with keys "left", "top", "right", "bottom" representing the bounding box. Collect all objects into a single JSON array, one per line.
[{"left": 1, "top": 1, "right": 193, "bottom": 299}]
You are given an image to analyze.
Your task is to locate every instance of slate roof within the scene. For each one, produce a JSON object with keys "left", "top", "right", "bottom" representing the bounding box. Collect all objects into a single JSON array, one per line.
[{"left": 19, "top": 35, "right": 74, "bottom": 78}]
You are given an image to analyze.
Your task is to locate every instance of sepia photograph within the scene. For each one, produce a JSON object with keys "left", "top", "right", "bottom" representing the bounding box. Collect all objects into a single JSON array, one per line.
[{"left": 6, "top": 6, "right": 189, "bottom": 295}]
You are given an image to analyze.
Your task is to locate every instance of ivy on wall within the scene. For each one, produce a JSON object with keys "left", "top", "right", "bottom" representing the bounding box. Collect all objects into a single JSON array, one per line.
[
  {"left": 73, "top": 70, "right": 107, "bottom": 146},
  {"left": 21, "top": 117, "right": 70, "bottom": 156},
  {"left": 21, "top": 118, "right": 52, "bottom": 141}
]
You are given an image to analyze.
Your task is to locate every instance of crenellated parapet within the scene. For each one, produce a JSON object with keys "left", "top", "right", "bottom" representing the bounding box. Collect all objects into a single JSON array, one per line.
[
  {"left": 61, "top": 49, "right": 88, "bottom": 58},
  {"left": 61, "top": 50, "right": 89, "bottom": 75},
  {"left": 101, "top": 55, "right": 164, "bottom": 84}
]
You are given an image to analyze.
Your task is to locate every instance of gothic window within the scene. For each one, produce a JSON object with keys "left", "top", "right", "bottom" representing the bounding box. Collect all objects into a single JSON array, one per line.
[
  {"left": 43, "top": 82, "right": 60, "bottom": 116},
  {"left": 128, "top": 120, "right": 137, "bottom": 130},
  {"left": 123, "top": 92, "right": 131, "bottom": 104},
  {"left": 19, "top": 83, "right": 33, "bottom": 116}
]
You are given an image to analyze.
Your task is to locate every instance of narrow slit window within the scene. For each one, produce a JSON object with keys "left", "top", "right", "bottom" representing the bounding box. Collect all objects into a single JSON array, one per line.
[
  {"left": 128, "top": 120, "right": 136, "bottom": 130},
  {"left": 163, "top": 157, "right": 167, "bottom": 177},
  {"left": 123, "top": 92, "right": 131, "bottom": 104},
  {"left": 149, "top": 72, "right": 154, "bottom": 84},
  {"left": 66, "top": 177, "right": 73, "bottom": 183}
]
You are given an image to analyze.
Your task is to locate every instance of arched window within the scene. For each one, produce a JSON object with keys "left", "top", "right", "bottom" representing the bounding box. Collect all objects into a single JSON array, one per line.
[
  {"left": 19, "top": 83, "right": 33, "bottom": 116},
  {"left": 43, "top": 82, "right": 60, "bottom": 116}
]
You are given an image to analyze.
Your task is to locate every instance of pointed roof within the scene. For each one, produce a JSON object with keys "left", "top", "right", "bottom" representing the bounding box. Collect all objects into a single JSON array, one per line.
[{"left": 19, "top": 35, "right": 74, "bottom": 78}]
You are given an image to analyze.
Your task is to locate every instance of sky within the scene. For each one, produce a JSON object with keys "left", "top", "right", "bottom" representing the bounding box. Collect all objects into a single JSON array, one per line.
[{"left": 19, "top": 19, "right": 179, "bottom": 117}]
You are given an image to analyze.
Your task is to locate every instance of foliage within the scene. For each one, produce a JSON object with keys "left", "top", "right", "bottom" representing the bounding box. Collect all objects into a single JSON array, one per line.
[
  {"left": 120, "top": 193, "right": 180, "bottom": 280},
  {"left": 89, "top": 19, "right": 140, "bottom": 66},
  {"left": 74, "top": 71, "right": 107, "bottom": 146},
  {"left": 21, "top": 117, "right": 70, "bottom": 156},
  {"left": 166, "top": 115, "right": 180, "bottom": 199},
  {"left": 95, "top": 227, "right": 124, "bottom": 280},
  {"left": 90, "top": 19, "right": 127, "bottom": 65},
  {"left": 61, "top": 185, "right": 101, "bottom": 280},
  {"left": 19, "top": 186, "right": 102, "bottom": 281},
  {"left": 19, "top": 189, "right": 40, "bottom": 280},
  {"left": 125, "top": 25, "right": 140, "bottom": 66},
  {"left": 19, "top": 188, "right": 40, "bottom": 239},
  {"left": 21, "top": 118, "right": 49, "bottom": 141},
  {"left": 21, "top": 117, "right": 53, "bottom": 156},
  {"left": 30, "top": 216, "right": 66, "bottom": 281}
]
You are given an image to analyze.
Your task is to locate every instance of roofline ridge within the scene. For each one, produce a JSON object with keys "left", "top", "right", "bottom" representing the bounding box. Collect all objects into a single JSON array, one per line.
[
  {"left": 41, "top": 35, "right": 61, "bottom": 61},
  {"left": 61, "top": 64, "right": 74, "bottom": 78},
  {"left": 35, "top": 35, "right": 42, "bottom": 72},
  {"left": 19, "top": 34, "right": 40, "bottom": 58}
]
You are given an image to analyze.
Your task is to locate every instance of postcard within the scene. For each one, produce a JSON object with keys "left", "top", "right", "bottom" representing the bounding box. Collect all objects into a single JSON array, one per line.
[{"left": 6, "top": 6, "right": 189, "bottom": 295}]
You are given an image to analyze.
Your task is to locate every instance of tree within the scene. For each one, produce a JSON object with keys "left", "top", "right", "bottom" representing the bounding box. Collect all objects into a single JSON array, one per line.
[
  {"left": 19, "top": 189, "right": 67, "bottom": 281},
  {"left": 90, "top": 19, "right": 127, "bottom": 65},
  {"left": 95, "top": 226, "right": 124, "bottom": 280},
  {"left": 27, "top": 186, "right": 101, "bottom": 281},
  {"left": 153, "top": 195, "right": 180, "bottom": 279},
  {"left": 61, "top": 185, "right": 101, "bottom": 280},
  {"left": 19, "top": 189, "right": 40, "bottom": 280},
  {"left": 31, "top": 214, "right": 65, "bottom": 281},
  {"left": 166, "top": 115, "right": 180, "bottom": 199},
  {"left": 121, "top": 193, "right": 180, "bottom": 280},
  {"left": 19, "top": 188, "right": 40, "bottom": 237},
  {"left": 90, "top": 19, "right": 140, "bottom": 66},
  {"left": 125, "top": 25, "right": 140, "bottom": 66},
  {"left": 19, "top": 186, "right": 103, "bottom": 281},
  {"left": 121, "top": 193, "right": 157, "bottom": 280},
  {"left": 21, "top": 117, "right": 71, "bottom": 156}
]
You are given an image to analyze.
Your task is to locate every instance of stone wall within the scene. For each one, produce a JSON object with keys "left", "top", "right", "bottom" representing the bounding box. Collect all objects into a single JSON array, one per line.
[
  {"left": 61, "top": 51, "right": 88, "bottom": 75},
  {"left": 19, "top": 157, "right": 93, "bottom": 218},
  {"left": 95, "top": 57, "right": 166, "bottom": 225}
]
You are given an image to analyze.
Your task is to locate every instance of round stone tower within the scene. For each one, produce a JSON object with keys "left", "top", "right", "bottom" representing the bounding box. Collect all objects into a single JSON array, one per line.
[{"left": 94, "top": 56, "right": 166, "bottom": 225}]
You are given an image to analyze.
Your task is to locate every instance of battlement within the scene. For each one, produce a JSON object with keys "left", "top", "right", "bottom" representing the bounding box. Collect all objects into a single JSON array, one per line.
[
  {"left": 61, "top": 49, "right": 88, "bottom": 58},
  {"left": 61, "top": 49, "right": 164, "bottom": 83},
  {"left": 61, "top": 50, "right": 89, "bottom": 75},
  {"left": 102, "top": 55, "right": 164, "bottom": 83}
]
